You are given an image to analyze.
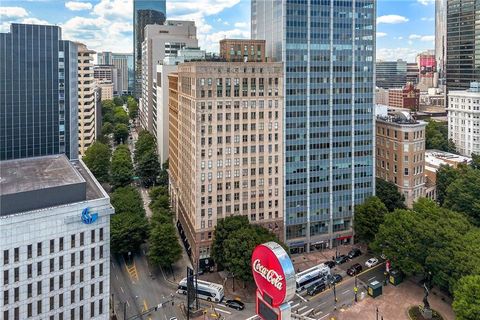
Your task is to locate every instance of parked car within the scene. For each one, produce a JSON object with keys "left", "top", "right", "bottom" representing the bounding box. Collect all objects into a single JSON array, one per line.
[
  {"left": 307, "top": 282, "right": 326, "bottom": 296},
  {"left": 225, "top": 299, "right": 245, "bottom": 311},
  {"left": 347, "top": 248, "right": 362, "bottom": 259},
  {"left": 335, "top": 255, "right": 349, "bottom": 264},
  {"left": 365, "top": 257, "right": 379, "bottom": 268},
  {"left": 331, "top": 274, "right": 343, "bottom": 284},
  {"left": 346, "top": 263, "right": 363, "bottom": 276},
  {"left": 324, "top": 260, "right": 336, "bottom": 269}
]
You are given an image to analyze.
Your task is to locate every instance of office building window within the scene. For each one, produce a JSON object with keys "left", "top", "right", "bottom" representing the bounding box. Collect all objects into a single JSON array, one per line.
[
  {"left": 37, "top": 242, "right": 42, "bottom": 256},
  {"left": 14, "top": 248, "right": 19, "bottom": 262},
  {"left": 27, "top": 245, "right": 32, "bottom": 259},
  {"left": 3, "top": 250, "right": 8, "bottom": 265}
]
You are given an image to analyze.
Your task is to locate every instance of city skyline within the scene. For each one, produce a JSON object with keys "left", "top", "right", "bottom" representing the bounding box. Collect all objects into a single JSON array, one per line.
[{"left": 1, "top": 0, "right": 435, "bottom": 62}]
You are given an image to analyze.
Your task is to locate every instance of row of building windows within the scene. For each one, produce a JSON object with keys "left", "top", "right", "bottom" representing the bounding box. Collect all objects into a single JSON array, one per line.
[{"left": 3, "top": 229, "right": 104, "bottom": 265}]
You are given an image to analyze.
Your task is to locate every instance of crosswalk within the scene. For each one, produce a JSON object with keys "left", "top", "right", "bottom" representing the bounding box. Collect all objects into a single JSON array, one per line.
[{"left": 126, "top": 262, "right": 139, "bottom": 282}]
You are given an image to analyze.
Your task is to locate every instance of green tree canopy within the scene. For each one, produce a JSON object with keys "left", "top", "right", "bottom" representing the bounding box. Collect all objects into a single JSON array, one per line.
[
  {"left": 134, "top": 130, "right": 157, "bottom": 163},
  {"left": 148, "top": 223, "right": 182, "bottom": 268},
  {"left": 102, "top": 100, "right": 116, "bottom": 124},
  {"left": 110, "top": 145, "right": 133, "bottom": 188},
  {"left": 113, "top": 96, "right": 124, "bottom": 106},
  {"left": 471, "top": 153, "right": 480, "bottom": 170},
  {"left": 444, "top": 167, "right": 480, "bottom": 226},
  {"left": 136, "top": 149, "right": 161, "bottom": 187},
  {"left": 127, "top": 97, "right": 139, "bottom": 119},
  {"left": 436, "top": 164, "right": 462, "bottom": 205},
  {"left": 113, "top": 124, "right": 129, "bottom": 144},
  {"left": 425, "top": 120, "right": 456, "bottom": 152},
  {"left": 375, "top": 178, "right": 406, "bottom": 212},
  {"left": 353, "top": 196, "right": 388, "bottom": 243},
  {"left": 452, "top": 275, "right": 480, "bottom": 320},
  {"left": 114, "top": 107, "right": 129, "bottom": 125},
  {"left": 82, "top": 142, "right": 111, "bottom": 182},
  {"left": 110, "top": 186, "right": 145, "bottom": 216},
  {"left": 158, "top": 160, "right": 169, "bottom": 187},
  {"left": 101, "top": 122, "right": 114, "bottom": 136}
]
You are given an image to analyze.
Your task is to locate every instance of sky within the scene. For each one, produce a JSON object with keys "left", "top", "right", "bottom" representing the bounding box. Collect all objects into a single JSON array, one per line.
[{"left": 0, "top": 0, "right": 435, "bottom": 62}]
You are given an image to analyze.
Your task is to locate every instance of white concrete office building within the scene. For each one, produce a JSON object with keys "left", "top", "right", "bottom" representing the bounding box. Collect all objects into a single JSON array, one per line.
[
  {"left": 447, "top": 82, "right": 480, "bottom": 157},
  {"left": 140, "top": 20, "right": 197, "bottom": 132},
  {"left": 0, "top": 155, "right": 114, "bottom": 320}
]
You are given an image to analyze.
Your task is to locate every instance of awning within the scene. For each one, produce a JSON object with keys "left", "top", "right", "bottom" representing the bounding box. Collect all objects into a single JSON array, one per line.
[{"left": 336, "top": 235, "right": 352, "bottom": 241}]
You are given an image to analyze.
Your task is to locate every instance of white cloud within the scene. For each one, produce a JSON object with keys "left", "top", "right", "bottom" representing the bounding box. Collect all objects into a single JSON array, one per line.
[
  {"left": 92, "top": 0, "right": 132, "bottom": 20},
  {"left": 377, "top": 48, "right": 420, "bottom": 62},
  {"left": 409, "top": 34, "right": 435, "bottom": 42},
  {"left": 21, "top": 17, "right": 50, "bottom": 25},
  {"left": 204, "top": 28, "right": 250, "bottom": 51},
  {"left": 377, "top": 15, "right": 409, "bottom": 24},
  {"left": 65, "top": 1, "right": 93, "bottom": 11},
  {"left": 417, "top": 0, "right": 434, "bottom": 5},
  {"left": 376, "top": 32, "right": 387, "bottom": 38},
  {"left": 234, "top": 22, "right": 248, "bottom": 28},
  {"left": 0, "top": 7, "right": 28, "bottom": 19}
]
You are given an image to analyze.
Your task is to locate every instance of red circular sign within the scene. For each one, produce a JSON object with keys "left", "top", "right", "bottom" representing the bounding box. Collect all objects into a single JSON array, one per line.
[{"left": 251, "top": 243, "right": 291, "bottom": 307}]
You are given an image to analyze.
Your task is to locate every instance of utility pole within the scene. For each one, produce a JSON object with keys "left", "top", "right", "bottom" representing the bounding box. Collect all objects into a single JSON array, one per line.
[
  {"left": 124, "top": 301, "right": 127, "bottom": 320},
  {"left": 112, "top": 293, "right": 115, "bottom": 315}
]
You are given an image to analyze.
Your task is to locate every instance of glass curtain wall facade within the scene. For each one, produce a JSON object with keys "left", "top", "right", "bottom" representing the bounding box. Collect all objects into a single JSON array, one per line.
[
  {"left": 0, "top": 23, "right": 78, "bottom": 161},
  {"left": 435, "top": 0, "right": 447, "bottom": 83},
  {"left": 446, "top": 0, "right": 480, "bottom": 91},
  {"left": 375, "top": 60, "right": 407, "bottom": 89},
  {"left": 133, "top": 0, "right": 166, "bottom": 97},
  {"left": 252, "top": 0, "right": 375, "bottom": 253}
]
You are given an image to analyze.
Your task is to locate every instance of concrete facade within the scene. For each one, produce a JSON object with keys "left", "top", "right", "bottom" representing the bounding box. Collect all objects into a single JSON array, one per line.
[
  {"left": 376, "top": 113, "right": 427, "bottom": 208},
  {"left": 447, "top": 82, "right": 480, "bottom": 157},
  {"left": 77, "top": 43, "right": 96, "bottom": 157},
  {"left": 0, "top": 155, "right": 114, "bottom": 320},
  {"left": 219, "top": 39, "right": 266, "bottom": 62},
  {"left": 169, "top": 61, "right": 284, "bottom": 269},
  {"left": 140, "top": 21, "right": 198, "bottom": 133}
]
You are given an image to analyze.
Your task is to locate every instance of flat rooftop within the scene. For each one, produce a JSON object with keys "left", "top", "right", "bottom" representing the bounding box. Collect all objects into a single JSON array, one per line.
[{"left": 1, "top": 154, "right": 105, "bottom": 216}]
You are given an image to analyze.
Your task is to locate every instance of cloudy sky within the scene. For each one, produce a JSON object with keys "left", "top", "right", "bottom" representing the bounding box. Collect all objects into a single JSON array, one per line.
[{"left": 0, "top": 0, "right": 435, "bottom": 62}]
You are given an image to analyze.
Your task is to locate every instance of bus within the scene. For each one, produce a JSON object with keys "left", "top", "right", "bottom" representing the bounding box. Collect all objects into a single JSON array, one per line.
[
  {"left": 177, "top": 278, "right": 225, "bottom": 302},
  {"left": 295, "top": 263, "right": 330, "bottom": 293}
]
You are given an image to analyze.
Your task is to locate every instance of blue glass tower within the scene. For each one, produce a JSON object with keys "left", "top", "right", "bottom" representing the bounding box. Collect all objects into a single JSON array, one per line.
[
  {"left": 133, "top": 0, "right": 166, "bottom": 97},
  {"left": 0, "top": 23, "right": 78, "bottom": 161},
  {"left": 252, "top": 0, "right": 376, "bottom": 253}
]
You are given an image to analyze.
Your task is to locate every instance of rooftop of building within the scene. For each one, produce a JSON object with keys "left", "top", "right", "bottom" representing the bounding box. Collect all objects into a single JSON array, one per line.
[
  {"left": 425, "top": 149, "right": 471, "bottom": 171},
  {"left": 0, "top": 155, "right": 106, "bottom": 216},
  {"left": 448, "top": 82, "right": 480, "bottom": 95},
  {"left": 376, "top": 107, "right": 425, "bottom": 126}
]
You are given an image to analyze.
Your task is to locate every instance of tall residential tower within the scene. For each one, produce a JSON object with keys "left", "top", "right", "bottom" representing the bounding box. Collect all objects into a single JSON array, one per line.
[{"left": 252, "top": 0, "right": 376, "bottom": 253}]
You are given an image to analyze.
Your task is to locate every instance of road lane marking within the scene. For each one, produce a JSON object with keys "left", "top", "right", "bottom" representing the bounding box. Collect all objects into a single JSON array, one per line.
[
  {"left": 120, "top": 287, "right": 124, "bottom": 293},
  {"left": 368, "top": 276, "right": 376, "bottom": 281},
  {"left": 319, "top": 301, "right": 326, "bottom": 306},
  {"left": 126, "top": 300, "right": 130, "bottom": 307},
  {"left": 142, "top": 299, "right": 148, "bottom": 312},
  {"left": 245, "top": 316, "right": 259, "bottom": 320},
  {"left": 296, "top": 293, "right": 308, "bottom": 302},
  {"left": 301, "top": 308, "right": 314, "bottom": 316},
  {"left": 318, "top": 313, "right": 330, "bottom": 320},
  {"left": 341, "top": 290, "right": 350, "bottom": 295},
  {"left": 213, "top": 307, "right": 231, "bottom": 315},
  {"left": 298, "top": 306, "right": 308, "bottom": 312},
  {"left": 291, "top": 303, "right": 300, "bottom": 308}
]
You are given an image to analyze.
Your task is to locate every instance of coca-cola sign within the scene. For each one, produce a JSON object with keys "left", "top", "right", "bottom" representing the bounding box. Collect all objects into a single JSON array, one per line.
[{"left": 251, "top": 242, "right": 296, "bottom": 307}]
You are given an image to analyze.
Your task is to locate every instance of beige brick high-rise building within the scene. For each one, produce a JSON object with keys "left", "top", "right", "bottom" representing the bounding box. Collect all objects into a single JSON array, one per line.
[
  {"left": 169, "top": 61, "right": 284, "bottom": 269},
  {"left": 376, "top": 112, "right": 427, "bottom": 207},
  {"left": 76, "top": 43, "right": 96, "bottom": 157}
]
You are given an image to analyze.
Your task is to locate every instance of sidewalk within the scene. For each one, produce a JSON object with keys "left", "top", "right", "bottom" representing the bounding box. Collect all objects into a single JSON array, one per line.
[{"left": 335, "top": 279, "right": 455, "bottom": 320}]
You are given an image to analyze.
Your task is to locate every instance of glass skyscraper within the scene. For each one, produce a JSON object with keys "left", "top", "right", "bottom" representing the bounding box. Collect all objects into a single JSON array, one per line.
[
  {"left": 0, "top": 23, "right": 78, "bottom": 161},
  {"left": 375, "top": 60, "right": 408, "bottom": 89},
  {"left": 252, "top": 0, "right": 376, "bottom": 253},
  {"left": 133, "top": 0, "right": 166, "bottom": 97}
]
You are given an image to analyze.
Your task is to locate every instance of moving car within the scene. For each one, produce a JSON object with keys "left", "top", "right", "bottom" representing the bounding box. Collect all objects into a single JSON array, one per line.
[
  {"left": 346, "top": 263, "right": 363, "bottom": 276},
  {"left": 347, "top": 248, "right": 362, "bottom": 259},
  {"left": 307, "top": 282, "right": 326, "bottom": 296},
  {"left": 225, "top": 299, "right": 245, "bottom": 311},
  {"left": 324, "top": 260, "right": 336, "bottom": 269},
  {"left": 365, "top": 257, "right": 379, "bottom": 268},
  {"left": 331, "top": 274, "right": 343, "bottom": 284},
  {"left": 335, "top": 255, "right": 349, "bottom": 265}
]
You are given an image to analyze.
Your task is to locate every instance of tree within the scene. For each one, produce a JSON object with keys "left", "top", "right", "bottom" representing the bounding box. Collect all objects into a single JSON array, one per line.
[
  {"left": 354, "top": 196, "right": 388, "bottom": 243},
  {"left": 453, "top": 275, "right": 480, "bottom": 320},
  {"left": 102, "top": 100, "right": 116, "bottom": 124},
  {"left": 375, "top": 178, "right": 406, "bottom": 212},
  {"left": 148, "top": 223, "right": 182, "bottom": 268},
  {"left": 82, "top": 142, "right": 111, "bottom": 182},
  {"left": 137, "top": 149, "right": 161, "bottom": 187},
  {"left": 134, "top": 130, "right": 157, "bottom": 163},
  {"left": 101, "top": 122, "right": 114, "bottom": 136},
  {"left": 158, "top": 160, "right": 169, "bottom": 187},
  {"left": 110, "top": 186, "right": 145, "bottom": 216},
  {"left": 114, "top": 96, "right": 124, "bottom": 107},
  {"left": 425, "top": 120, "right": 456, "bottom": 152},
  {"left": 110, "top": 211, "right": 149, "bottom": 255},
  {"left": 436, "top": 164, "right": 461, "bottom": 205},
  {"left": 470, "top": 153, "right": 480, "bottom": 170},
  {"left": 223, "top": 225, "right": 279, "bottom": 283},
  {"left": 211, "top": 216, "right": 251, "bottom": 270},
  {"left": 113, "top": 124, "right": 129, "bottom": 144},
  {"left": 127, "top": 97, "right": 139, "bottom": 119},
  {"left": 114, "top": 107, "right": 129, "bottom": 125},
  {"left": 110, "top": 145, "right": 133, "bottom": 188},
  {"left": 444, "top": 167, "right": 480, "bottom": 226}
]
